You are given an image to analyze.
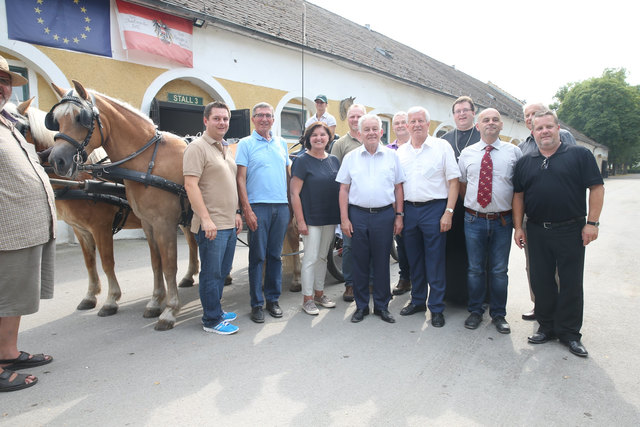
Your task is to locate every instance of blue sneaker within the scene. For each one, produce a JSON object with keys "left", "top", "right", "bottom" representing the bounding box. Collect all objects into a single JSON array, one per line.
[
  {"left": 203, "top": 321, "right": 238, "bottom": 335},
  {"left": 222, "top": 311, "right": 237, "bottom": 321}
]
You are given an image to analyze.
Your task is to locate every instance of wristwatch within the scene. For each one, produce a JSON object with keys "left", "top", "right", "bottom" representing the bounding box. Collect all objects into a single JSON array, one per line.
[
  {"left": 236, "top": 209, "right": 242, "bottom": 215},
  {"left": 587, "top": 221, "right": 599, "bottom": 227},
  {"left": 445, "top": 208, "right": 454, "bottom": 214},
  {"left": 395, "top": 212, "right": 404, "bottom": 217}
]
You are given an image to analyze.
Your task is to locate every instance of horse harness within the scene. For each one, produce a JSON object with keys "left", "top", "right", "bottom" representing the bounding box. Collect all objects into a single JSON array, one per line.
[{"left": 45, "top": 90, "right": 193, "bottom": 226}]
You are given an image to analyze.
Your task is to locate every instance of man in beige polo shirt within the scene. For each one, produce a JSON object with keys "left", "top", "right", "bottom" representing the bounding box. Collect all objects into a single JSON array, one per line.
[{"left": 184, "top": 101, "right": 243, "bottom": 335}]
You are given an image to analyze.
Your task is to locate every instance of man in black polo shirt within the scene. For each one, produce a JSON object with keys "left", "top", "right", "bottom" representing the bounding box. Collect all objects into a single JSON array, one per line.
[{"left": 513, "top": 109, "right": 604, "bottom": 358}]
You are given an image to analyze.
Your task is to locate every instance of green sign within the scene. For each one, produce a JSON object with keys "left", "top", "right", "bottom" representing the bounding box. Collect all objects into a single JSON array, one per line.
[{"left": 168, "top": 93, "right": 203, "bottom": 106}]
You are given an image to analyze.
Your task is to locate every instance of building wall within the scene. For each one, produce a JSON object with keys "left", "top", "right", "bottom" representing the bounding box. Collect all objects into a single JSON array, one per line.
[{"left": 0, "top": 0, "right": 547, "bottom": 243}]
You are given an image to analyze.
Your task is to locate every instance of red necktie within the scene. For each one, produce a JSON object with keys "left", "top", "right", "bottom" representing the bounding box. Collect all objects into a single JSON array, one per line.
[{"left": 477, "top": 145, "right": 494, "bottom": 208}]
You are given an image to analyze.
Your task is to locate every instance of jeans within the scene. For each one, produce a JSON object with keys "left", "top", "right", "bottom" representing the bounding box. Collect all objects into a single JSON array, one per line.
[
  {"left": 301, "top": 224, "right": 336, "bottom": 296},
  {"left": 248, "top": 203, "right": 290, "bottom": 307},
  {"left": 195, "top": 228, "right": 237, "bottom": 328},
  {"left": 464, "top": 212, "right": 513, "bottom": 318}
]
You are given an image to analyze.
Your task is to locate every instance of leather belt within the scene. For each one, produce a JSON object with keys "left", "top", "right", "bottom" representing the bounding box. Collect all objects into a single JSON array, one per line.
[
  {"left": 465, "top": 208, "right": 512, "bottom": 220},
  {"left": 350, "top": 204, "right": 393, "bottom": 213},
  {"left": 406, "top": 199, "right": 445, "bottom": 207},
  {"left": 528, "top": 217, "right": 583, "bottom": 229}
]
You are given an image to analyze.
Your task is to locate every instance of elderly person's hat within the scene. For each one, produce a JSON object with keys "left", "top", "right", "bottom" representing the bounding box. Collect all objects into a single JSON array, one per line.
[{"left": 0, "top": 55, "right": 28, "bottom": 87}]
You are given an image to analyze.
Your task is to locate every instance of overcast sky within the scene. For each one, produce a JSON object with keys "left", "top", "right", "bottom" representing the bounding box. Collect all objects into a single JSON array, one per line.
[{"left": 309, "top": 0, "right": 638, "bottom": 107}]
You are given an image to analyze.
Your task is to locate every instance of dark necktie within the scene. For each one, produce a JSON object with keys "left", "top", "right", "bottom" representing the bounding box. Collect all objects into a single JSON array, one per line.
[{"left": 477, "top": 145, "right": 494, "bottom": 208}]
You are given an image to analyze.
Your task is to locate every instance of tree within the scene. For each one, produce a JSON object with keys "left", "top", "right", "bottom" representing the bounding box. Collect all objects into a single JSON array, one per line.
[{"left": 553, "top": 68, "right": 640, "bottom": 173}]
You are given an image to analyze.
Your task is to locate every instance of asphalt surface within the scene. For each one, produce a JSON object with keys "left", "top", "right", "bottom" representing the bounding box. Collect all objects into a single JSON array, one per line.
[{"left": 2, "top": 175, "right": 639, "bottom": 426}]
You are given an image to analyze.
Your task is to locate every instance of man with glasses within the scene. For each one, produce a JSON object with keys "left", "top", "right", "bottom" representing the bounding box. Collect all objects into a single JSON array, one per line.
[
  {"left": 458, "top": 108, "right": 522, "bottom": 334},
  {"left": 513, "top": 109, "right": 603, "bottom": 357},
  {"left": 442, "top": 96, "right": 481, "bottom": 305},
  {"left": 236, "top": 102, "right": 291, "bottom": 323},
  {"left": 518, "top": 103, "right": 577, "bottom": 321}
]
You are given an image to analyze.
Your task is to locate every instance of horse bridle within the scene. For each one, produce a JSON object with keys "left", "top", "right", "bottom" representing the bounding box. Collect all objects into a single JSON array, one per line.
[{"left": 45, "top": 90, "right": 105, "bottom": 164}]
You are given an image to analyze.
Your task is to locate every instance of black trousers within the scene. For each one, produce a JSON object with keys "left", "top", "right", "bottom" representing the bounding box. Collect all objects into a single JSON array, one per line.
[{"left": 526, "top": 220, "right": 585, "bottom": 342}]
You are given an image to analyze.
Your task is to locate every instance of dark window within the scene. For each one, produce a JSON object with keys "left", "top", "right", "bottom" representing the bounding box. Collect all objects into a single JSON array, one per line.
[
  {"left": 9, "top": 66, "right": 28, "bottom": 102},
  {"left": 281, "top": 107, "right": 304, "bottom": 139}
]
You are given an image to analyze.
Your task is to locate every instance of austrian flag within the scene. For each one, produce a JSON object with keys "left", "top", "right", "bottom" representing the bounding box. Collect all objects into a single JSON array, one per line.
[{"left": 115, "top": 0, "right": 193, "bottom": 67}]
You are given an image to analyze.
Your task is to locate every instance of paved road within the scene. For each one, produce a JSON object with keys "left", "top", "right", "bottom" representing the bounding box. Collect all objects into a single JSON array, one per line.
[{"left": 3, "top": 177, "right": 639, "bottom": 426}]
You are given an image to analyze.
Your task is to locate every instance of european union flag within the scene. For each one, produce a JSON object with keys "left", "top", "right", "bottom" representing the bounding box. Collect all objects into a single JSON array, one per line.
[{"left": 6, "top": 0, "right": 111, "bottom": 57}]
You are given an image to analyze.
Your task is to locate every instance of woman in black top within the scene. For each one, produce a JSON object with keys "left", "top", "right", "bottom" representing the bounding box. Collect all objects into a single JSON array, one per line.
[{"left": 290, "top": 122, "right": 341, "bottom": 315}]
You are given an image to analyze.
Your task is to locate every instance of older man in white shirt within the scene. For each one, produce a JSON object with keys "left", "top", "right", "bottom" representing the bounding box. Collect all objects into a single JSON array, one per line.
[
  {"left": 396, "top": 106, "right": 460, "bottom": 327},
  {"left": 458, "top": 108, "right": 522, "bottom": 334},
  {"left": 336, "top": 114, "right": 405, "bottom": 324}
]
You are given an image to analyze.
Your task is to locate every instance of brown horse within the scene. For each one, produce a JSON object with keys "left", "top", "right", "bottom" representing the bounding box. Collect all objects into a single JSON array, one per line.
[
  {"left": 47, "top": 81, "right": 197, "bottom": 330},
  {"left": 9, "top": 98, "right": 199, "bottom": 319}
]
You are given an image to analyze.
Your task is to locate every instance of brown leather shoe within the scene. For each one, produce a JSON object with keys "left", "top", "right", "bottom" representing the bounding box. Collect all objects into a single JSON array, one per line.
[
  {"left": 343, "top": 286, "right": 354, "bottom": 302},
  {"left": 392, "top": 279, "right": 411, "bottom": 295},
  {"left": 289, "top": 282, "right": 302, "bottom": 292}
]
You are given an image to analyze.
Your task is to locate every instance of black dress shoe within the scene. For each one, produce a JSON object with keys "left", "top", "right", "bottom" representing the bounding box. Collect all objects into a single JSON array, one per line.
[
  {"left": 522, "top": 308, "right": 536, "bottom": 321},
  {"left": 431, "top": 312, "right": 445, "bottom": 328},
  {"left": 464, "top": 312, "right": 482, "bottom": 329},
  {"left": 251, "top": 306, "right": 265, "bottom": 323},
  {"left": 351, "top": 307, "right": 370, "bottom": 323},
  {"left": 567, "top": 340, "right": 588, "bottom": 357},
  {"left": 266, "top": 301, "right": 283, "bottom": 318},
  {"left": 374, "top": 309, "right": 396, "bottom": 323},
  {"left": 343, "top": 286, "right": 355, "bottom": 302},
  {"left": 492, "top": 316, "right": 511, "bottom": 334},
  {"left": 527, "top": 331, "right": 556, "bottom": 344},
  {"left": 400, "top": 303, "right": 427, "bottom": 316}
]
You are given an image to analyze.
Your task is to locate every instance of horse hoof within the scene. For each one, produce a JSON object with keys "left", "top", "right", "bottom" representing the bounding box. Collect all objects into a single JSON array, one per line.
[
  {"left": 178, "top": 278, "right": 194, "bottom": 288},
  {"left": 224, "top": 275, "right": 233, "bottom": 286},
  {"left": 143, "top": 308, "right": 162, "bottom": 318},
  {"left": 154, "top": 320, "right": 174, "bottom": 331},
  {"left": 77, "top": 299, "right": 97, "bottom": 310},
  {"left": 97, "top": 306, "right": 118, "bottom": 317}
]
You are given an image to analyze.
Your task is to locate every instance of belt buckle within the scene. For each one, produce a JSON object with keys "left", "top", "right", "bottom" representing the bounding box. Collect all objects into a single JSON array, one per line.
[{"left": 543, "top": 222, "right": 552, "bottom": 229}]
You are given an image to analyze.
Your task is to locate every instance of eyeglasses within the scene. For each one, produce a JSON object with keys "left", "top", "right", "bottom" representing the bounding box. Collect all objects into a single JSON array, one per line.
[
  {"left": 541, "top": 157, "right": 549, "bottom": 170},
  {"left": 253, "top": 113, "right": 273, "bottom": 119},
  {"left": 454, "top": 108, "right": 472, "bottom": 115}
]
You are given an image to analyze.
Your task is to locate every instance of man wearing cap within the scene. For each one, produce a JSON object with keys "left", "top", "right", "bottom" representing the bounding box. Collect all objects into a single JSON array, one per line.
[
  {"left": 0, "top": 55, "right": 56, "bottom": 392},
  {"left": 305, "top": 95, "right": 336, "bottom": 135}
]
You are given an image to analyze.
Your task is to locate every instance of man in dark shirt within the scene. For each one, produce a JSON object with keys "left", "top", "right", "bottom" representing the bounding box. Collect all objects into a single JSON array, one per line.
[
  {"left": 441, "top": 96, "right": 481, "bottom": 305},
  {"left": 518, "top": 102, "right": 578, "bottom": 321},
  {"left": 513, "top": 109, "right": 604, "bottom": 358}
]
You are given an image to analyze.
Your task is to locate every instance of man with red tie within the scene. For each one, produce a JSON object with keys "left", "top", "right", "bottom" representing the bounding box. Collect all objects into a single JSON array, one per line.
[{"left": 458, "top": 108, "right": 522, "bottom": 333}]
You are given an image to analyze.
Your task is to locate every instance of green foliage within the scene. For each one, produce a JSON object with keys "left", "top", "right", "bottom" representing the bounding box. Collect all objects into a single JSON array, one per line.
[{"left": 554, "top": 68, "right": 640, "bottom": 170}]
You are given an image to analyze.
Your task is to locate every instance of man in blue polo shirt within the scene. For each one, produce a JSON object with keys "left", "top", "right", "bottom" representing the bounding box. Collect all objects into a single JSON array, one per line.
[{"left": 236, "top": 102, "right": 292, "bottom": 323}]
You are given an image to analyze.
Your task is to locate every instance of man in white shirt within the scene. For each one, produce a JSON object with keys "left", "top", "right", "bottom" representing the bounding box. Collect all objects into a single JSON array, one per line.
[
  {"left": 458, "top": 108, "right": 522, "bottom": 334},
  {"left": 336, "top": 114, "right": 405, "bottom": 324},
  {"left": 396, "top": 106, "right": 460, "bottom": 327},
  {"left": 304, "top": 94, "right": 336, "bottom": 135}
]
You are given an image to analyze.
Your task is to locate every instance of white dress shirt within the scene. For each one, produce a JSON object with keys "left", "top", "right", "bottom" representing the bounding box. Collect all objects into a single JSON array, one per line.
[
  {"left": 397, "top": 136, "right": 460, "bottom": 202},
  {"left": 458, "top": 140, "right": 522, "bottom": 212},
  {"left": 336, "top": 143, "right": 405, "bottom": 208},
  {"left": 305, "top": 111, "right": 337, "bottom": 128}
]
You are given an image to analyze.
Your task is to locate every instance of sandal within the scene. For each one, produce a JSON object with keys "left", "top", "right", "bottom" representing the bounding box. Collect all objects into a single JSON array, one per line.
[
  {"left": 0, "top": 351, "right": 53, "bottom": 371},
  {"left": 0, "top": 369, "right": 38, "bottom": 392}
]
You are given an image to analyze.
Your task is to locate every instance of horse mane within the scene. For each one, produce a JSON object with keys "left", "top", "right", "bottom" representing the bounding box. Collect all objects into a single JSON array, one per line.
[
  {"left": 25, "top": 105, "right": 57, "bottom": 148},
  {"left": 52, "top": 87, "right": 155, "bottom": 128}
]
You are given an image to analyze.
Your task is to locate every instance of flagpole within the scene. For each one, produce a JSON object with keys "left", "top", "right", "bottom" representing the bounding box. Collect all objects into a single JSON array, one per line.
[{"left": 301, "top": 3, "right": 306, "bottom": 136}]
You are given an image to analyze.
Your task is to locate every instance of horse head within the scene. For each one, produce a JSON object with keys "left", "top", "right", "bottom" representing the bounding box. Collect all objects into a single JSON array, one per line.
[{"left": 48, "top": 80, "right": 105, "bottom": 178}]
